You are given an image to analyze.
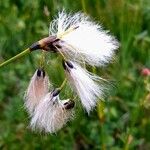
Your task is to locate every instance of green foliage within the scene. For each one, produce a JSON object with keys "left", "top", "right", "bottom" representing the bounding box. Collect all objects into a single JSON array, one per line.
[{"left": 0, "top": 0, "right": 150, "bottom": 149}]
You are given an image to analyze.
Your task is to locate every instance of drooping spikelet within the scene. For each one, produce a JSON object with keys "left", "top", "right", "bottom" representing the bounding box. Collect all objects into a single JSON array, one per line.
[
  {"left": 30, "top": 90, "right": 75, "bottom": 133},
  {"left": 50, "top": 11, "right": 119, "bottom": 66},
  {"left": 63, "top": 60, "right": 105, "bottom": 113},
  {"left": 24, "top": 69, "right": 50, "bottom": 115}
]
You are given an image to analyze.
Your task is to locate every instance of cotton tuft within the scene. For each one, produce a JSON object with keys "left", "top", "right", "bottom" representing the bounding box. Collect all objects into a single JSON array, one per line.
[
  {"left": 30, "top": 92, "right": 74, "bottom": 133},
  {"left": 63, "top": 61, "right": 105, "bottom": 113},
  {"left": 50, "top": 11, "right": 119, "bottom": 66},
  {"left": 24, "top": 69, "right": 50, "bottom": 115}
]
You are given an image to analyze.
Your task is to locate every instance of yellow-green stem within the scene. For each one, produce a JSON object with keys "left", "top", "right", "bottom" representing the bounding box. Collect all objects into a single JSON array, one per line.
[
  {"left": 0, "top": 48, "right": 30, "bottom": 68},
  {"left": 54, "top": 46, "right": 67, "bottom": 61},
  {"left": 39, "top": 50, "right": 46, "bottom": 68},
  {"left": 92, "top": 66, "right": 96, "bottom": 74},
  {"left": 81, "top": 0, "right": 87, "bottom": 13},
  {"left": 59, "top": 78, "right": 67, "bottom": 91}
]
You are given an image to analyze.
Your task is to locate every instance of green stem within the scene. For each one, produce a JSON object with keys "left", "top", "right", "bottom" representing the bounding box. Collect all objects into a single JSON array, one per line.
[
  {"left": 124, "top": 134, "right": 130, "bottom": 150},
  {"left": 54, "top": 46, "right": 67, "bottom": 61},
  {"left": 0, "top": 48, "right": 30, "bottom": 68},
  {"left": 92, "top": 66, "right": 96, "bottom": 74},
  {"left": 59, "top": 78, "right": 67, "bottom": 91},
  {"left": 81, "top": 0, "right": 87, "bottom": 13}
]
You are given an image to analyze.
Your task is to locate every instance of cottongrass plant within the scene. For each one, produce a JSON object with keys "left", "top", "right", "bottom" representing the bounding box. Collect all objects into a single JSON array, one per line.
[{"left": 0, "top": 10, "right": 119, "bottom": 133}]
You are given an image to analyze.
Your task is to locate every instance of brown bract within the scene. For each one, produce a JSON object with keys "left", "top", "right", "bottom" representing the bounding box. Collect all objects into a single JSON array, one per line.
[{"left": 29, "top": 36, "right": 61, "bottom": 52}]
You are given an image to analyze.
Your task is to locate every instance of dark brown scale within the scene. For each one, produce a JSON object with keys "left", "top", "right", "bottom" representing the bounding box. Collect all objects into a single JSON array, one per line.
[
  {"left": 37, "top": 69, "right": 45, "bottom": 78},
  {"left": 37, "top": 69, "right": 42, "bottom": 77},
  {"left": 29, "top": 42, "right": 40, "bottom": 51},
  {"left": 52, "top": 88, "right": 60, "bottom": 97},
  {"left": 62, "top": 60, "right": 74, "bottom": 70},
  {"left": 64, "top": 100, "right": 75, "bottom": 110},
  {"left": 66, "top": 61, "right": 73, "bottom": 68}
]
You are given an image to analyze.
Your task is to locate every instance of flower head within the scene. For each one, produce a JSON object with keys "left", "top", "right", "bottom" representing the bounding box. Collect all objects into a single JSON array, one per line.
[
  {"left": 30, "top": 90, "right": 75, "bottom": 133},
  {"left": 24, "top": 69, "right": 50, "bottom": 115},
  {"left": 50, "top": 11, "right": 119, "bottom": 66},
  {"left": 63, "top": 60, "right": 105, "bottom": 113}
]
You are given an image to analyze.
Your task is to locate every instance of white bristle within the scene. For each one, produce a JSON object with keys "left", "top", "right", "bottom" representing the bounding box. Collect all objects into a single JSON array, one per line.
[
  {"left": 64, "top": 61, "right": 105, "bottom": 113},
  {"left": 24, "top": 69, "right": 50, "bottom": 115},
  {"left": 30, "top": 92, "right": 74, "bottom": 133},
  {"left": 50, "top": 11, "right": 119, "bottom": 66}
]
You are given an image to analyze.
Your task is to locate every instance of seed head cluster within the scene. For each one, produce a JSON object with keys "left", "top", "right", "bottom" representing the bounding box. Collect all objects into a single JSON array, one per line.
[{"left": 24, "top": 11, "right": 119, "bottom": 133}]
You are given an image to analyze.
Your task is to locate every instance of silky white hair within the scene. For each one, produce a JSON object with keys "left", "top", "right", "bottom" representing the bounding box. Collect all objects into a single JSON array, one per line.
[
  {"left": 63, "top": 61, "right": 105, "bottom": 113},
  {"left": 49, "top": 11, "right": 119, "bottom": 66},
  {"left": 24, "top": 69, "right": 50, "bottom": 115},
  {"left": 30, "top": 92, "right": 74, "bottom": 133}
]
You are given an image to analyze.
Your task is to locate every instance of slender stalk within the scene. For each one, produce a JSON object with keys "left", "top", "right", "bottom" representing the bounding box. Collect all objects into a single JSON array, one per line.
[
  {"left": 81, "top": 0, "right": 87, "bottom": 13},
  {"left": 39, "top": 50, "right": 46, "bottom": 68},
  {"left": 59, "top": 78, "right": 67, "bottom": 91},
  {"left": 55, "top": 78, "right": 67, "bottom": 95},
  {"left": 92, "top": 66, "right": 96, "bottom": 74},
  {"left": 54, "top": 46, "right": 67, "bottom": 61},
  {"left": 0, "top": 48, "right": 30, "bottom": 68},
  {"left": 124, "top": 133, "right": 132, "bottom": 150}
]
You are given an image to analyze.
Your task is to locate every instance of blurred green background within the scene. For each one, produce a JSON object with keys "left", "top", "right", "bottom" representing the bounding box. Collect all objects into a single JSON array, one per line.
[{"left": 0, "top": 0, "right": 150, "bottom": 149}]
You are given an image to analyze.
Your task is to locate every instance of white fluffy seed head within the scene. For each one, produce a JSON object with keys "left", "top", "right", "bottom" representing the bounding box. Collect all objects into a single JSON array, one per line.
[
  {"left": 50, "top": 11, "right": 119, "bottom": 66},
  {"left": 30, "top": 92, "right": 74, "bottom": 133},
  {"left": 24, "top": 69, "right": 50, "bottom": 115},
  {"left": 63, "top": 61, "right": 105, "bottom": 114}
]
